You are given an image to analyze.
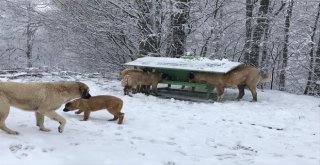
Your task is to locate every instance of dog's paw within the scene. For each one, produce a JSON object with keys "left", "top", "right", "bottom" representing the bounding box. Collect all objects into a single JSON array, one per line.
[
  {"left": 39, "top": 128, "right": 51, "bottom": 132},
  {"left": 58, "top": 127, "right": 64, "bottom": 133},
  {"left": 234, "top": 98, "right": 240, "bottom": 101},
  {"left": 8, "top": 131, "right": 19, "bottom": 135}
]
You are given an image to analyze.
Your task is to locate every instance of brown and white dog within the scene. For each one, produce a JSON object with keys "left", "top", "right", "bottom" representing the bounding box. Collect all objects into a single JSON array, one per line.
[
  {"left": 119, "top": 68, "right": 143, "bottom": 79},
  {"left": 0, "top": 81, "right": 91, "bottom": 135},
  {"left": 119, "top": 68, "right": 145, "bottom": 94},
  {"left": 121, "top": 71, "right": 164, "bottom": 96},
  {"left": 63, "top": 95, "right": 124, "bottom": 124},
  {"left": 189, "top": 65, "right": 269, "bottom": 102}
]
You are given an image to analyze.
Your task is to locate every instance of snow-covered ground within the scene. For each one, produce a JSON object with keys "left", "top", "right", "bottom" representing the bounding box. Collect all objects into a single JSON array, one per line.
[{"left": 1, "top": 76, "right": 319, "bottom": 165}]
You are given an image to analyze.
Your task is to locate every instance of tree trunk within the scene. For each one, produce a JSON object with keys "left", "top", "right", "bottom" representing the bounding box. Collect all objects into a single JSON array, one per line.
[
  {"left": 200, "top": 0, "right": 222, "bottom": 58},
  {"left": 243, "top": 0, "right": 254, "bottom": 63},
  {"left": 279, "top": 0, "right": 294, "bottom": 91},
  {"left": 304, "top": 2, "right": 320, "bottom": 95},
  {"left": 26, "top": 24, "right": 33, "bottom": 68},
  {"left": 247, "top": 0, "right": 270, "bottom": 67},
  {"left": 26, "top": 2, "right": 34, "bottom": 68},
  {"left": 262, "top": 1, "right": 286, "bottom": 71},
  {"left": 260, "top": 0, "right": 282, "bottom": 71},
  {"left": 200, "top": 29, "right": 214, "bottom": 57},
  {"left": 315, "top": 32, "right": 320, "bottom": 95},
  {"left": 166, "top": 0, "right": 190, "bottom": 58},
  {"left": 213, "top": 3, "right": 223, "bottom": 59},
  {"left": 136, "top": 0, "right": 159, "bottom": 57},
  {"left": 154, "top": 0, "right": 163, "bottom": 55},
  {"left": 260, "top": 21, "right": 270, "bottom": 69}
]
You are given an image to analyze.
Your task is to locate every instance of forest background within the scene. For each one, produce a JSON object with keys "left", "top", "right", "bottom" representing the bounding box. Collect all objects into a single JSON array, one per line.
[{"left": 0, "top": 0, "right": 319, "bottom": 95}]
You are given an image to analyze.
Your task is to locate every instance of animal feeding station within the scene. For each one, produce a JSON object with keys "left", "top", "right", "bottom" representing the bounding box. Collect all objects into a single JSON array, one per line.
[{"left": 124, "top": 56, "right": 243, "bottom": 101}]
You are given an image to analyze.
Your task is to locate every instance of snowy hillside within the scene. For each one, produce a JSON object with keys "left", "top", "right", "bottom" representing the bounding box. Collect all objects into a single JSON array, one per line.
[{"left": 1, "top": 76, "right": 319, "bottom": 165}]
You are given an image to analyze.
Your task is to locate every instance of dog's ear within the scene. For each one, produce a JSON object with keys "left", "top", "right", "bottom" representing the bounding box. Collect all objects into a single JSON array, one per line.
[
  {"left": 77, "top": 82, "right": 91, "bottom": 99},
  {"left": 66, "top": 102, "right": 72, "bottom": 107},
  {"left": 64, "top": 102, "right": 72, "bottom": 108}
]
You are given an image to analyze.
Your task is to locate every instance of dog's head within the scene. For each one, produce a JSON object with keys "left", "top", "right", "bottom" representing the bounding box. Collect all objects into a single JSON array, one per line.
[
  {"left": 188, "top": 72, "right": 195, "bottom": 82},
  {"left": 63, "top": 100, "right": 81, "bottom": 112},
  {"left": 77, "top": 82, "right": 91, "bottom": 99},
  {"left": 161, "top": 73, "right": 171, "bottom": 80}
]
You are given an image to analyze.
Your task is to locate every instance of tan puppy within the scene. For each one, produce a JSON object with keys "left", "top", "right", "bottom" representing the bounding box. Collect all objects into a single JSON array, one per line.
[
  {"left": 63, "top": 95, "right": 124, "bottom": 124},
  {"left": 189, "top": 65, "right": 269, "bottom": 102},
  {"left": 0, "top": 81, "right": 91, "bottom": 135}
]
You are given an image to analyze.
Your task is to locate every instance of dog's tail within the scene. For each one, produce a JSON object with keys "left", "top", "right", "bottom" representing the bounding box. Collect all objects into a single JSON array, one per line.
[{"left": 259, "top": 70, "right": 270, "bottom": 83}]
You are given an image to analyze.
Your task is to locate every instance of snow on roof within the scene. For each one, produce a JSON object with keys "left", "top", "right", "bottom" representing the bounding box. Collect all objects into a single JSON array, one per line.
[{"left": 124, "top": 57, "right": 243, "bottom": 73}]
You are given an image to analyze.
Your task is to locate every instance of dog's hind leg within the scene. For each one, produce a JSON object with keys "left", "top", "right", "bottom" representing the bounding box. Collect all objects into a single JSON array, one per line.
[
  {"left": 35, "top": 112, "right": 51, "bottom": 132},
  {"left": 0, "top": 100, "right": 19, "bottom": 135},
  {"left": 39, "top": 110, "right": 66, "bottom": 133},
  {"left": 248, "top": 85, "right": 257, "bottom": 102},
  {"left": 108, "top": 112, "right": 125, "bottom": 124},
  {"left": 107, "top": 109, "right": 119, "bottom": 121},
  {"left": 108, "top": 116, "right": 118, "bottom": 121},
  {"left": 117, "top": 113, "right": 125, "bottom": 124},
  {"left": 215, "top": 86, "right": 225, "bottom": 102},
  {"left": 107, "top": 102, "right": 124, "bottom": 124},
  {"left": 236, "top": 85, "right": 246, "bottom": 100},
  {"left": 83, "top": 110, "right": 91, "bottom": 121}
]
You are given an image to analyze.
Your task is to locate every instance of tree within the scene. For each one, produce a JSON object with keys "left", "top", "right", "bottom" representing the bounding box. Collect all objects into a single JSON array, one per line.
[
  {"left": 166, "top": 0, "right": 191, "bottom": 57},
  {"left": 260, "top": 1, "right": 286, "bottom": 71},
  {"left": 49, "top": 0, "right": 139, "bottom": 72},
  {"left": 279, "top": 0, "right": 294, "bottom": 91},
  {"left": 246, "top": 0, "right": 270, "bottom": 67},
  {"left": 304, "top": 2, "right": 320, "bottom": 95},
  {"left": 243, "top": 0, "right": 254, "bottom": 63},
  {"left": 199, "top": 0, "right": 225, "bottom": 58},
  {"left": 0, "top": 0, "right": 41, "bottom": 68},
  {"left": 25, "top": 2, "right": 38, "bottom": 68},
  {"left": 315, "top": 31, "right": 320, "bottom": 95},
  {"left": 136, "top": 0, "right": 161, "bottom": 57}
]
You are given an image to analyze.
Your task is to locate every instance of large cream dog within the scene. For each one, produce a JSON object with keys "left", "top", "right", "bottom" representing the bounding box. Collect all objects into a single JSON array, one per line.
[{"left": 0, "top": 81, "right": 91, "bottom": 135}]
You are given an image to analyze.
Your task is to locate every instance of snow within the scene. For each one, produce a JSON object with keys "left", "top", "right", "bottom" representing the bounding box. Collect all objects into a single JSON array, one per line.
[
  {"left": 124, "top": 57, "right": 243, "bottom": 73},
  {"left": 1, "top": 77, "right": 320, "bottom": 165}
]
